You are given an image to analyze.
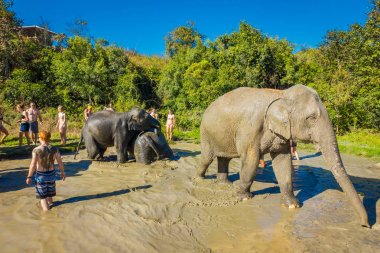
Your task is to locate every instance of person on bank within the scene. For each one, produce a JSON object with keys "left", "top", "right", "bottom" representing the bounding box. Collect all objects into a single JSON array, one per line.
[
  {"left": 56, "top": 105, "right": 67, "bottom": 145},
  {"left": 26, "top": 131, "right": 65, "bottom": 211},
  {"left": 16, "top": 104, "right": 31, "bottom": 146},
  {"left": 27, "top": 102, "right": 43, "bottom": 145},
  {"left": 0, "top": 107, "right": 11, "bottom": 145},
  {"left": 166, "top": 109, "right": 175, "bottom": 141},
  {"left": 104, "top": 103, "right": 115, "bottom": 112},
  {"left": 84, "top": 105, "right": 93, "bottom": 121}
]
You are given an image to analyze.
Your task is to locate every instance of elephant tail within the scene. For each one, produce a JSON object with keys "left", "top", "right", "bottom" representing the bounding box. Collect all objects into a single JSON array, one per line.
[{"left": 74, "top": 129, "right": 84, "bottom": 160}]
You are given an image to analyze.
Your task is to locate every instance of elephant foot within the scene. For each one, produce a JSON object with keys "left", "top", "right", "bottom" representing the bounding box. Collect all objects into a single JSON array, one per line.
[
  {"left": 281, "top": 195, "right": 300, "bottom": 209},
  {"left": 237, "top": 191, "right": 254, "bottom": 201},
  {"left": 235, "top": 183, "right": 254, "bottom": 201},
  {"left": 216, "top": 173, "right": 232, "bottom": 184}
]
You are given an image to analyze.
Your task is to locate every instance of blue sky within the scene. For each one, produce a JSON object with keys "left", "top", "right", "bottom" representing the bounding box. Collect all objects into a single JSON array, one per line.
[{"left": 12, "top": 0, "right": 371, "bottom": 55}]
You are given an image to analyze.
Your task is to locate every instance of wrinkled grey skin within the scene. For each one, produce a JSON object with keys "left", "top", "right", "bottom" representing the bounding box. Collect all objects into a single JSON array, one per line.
[
  {"left": 129, "top": 129, "right": 174, "bottom": 164},
  {"left": 75, "top": 108, "right": 160, "bottom": 163},
  {"left": 198, "top": 85, "right": 369, "bottom": 227}
]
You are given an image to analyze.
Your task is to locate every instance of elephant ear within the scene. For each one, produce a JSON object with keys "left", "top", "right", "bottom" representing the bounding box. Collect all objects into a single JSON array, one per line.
[
  {"left": 127, "top": 115, "right": 142, "bottom": 131},
  {"left": 265, "top": 98, "right": 291, "bottom": 140}
]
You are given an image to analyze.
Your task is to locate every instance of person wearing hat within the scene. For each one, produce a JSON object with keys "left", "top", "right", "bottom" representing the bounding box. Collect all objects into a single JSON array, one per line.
[{"left": 84, "top": 105, "right": 93, "bottom": 121}]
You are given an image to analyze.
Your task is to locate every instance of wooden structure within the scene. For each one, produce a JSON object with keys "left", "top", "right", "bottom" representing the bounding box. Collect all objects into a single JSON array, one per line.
[{"left": 20, "top": 25, "right": 56, "bottom": 46}]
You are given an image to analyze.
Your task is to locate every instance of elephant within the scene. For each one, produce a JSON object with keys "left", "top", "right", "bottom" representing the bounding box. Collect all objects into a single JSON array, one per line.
[
  {"left": 128, "top": 128, "right": 174, "bottom": 164},
  {"left": 198, "top": 84, "right": 369, "bottom": 227},
  {"left": 75, "top": 108, "right": 160, "bottom": 163}
]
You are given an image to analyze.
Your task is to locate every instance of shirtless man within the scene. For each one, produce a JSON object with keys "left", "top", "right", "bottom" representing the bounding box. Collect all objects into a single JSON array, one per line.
[
  {"left": 26, "top": 131, "right": 65, "bottom": 211},
  {"left": 27, "top": 102, "right": 43, "bottom": 145}
]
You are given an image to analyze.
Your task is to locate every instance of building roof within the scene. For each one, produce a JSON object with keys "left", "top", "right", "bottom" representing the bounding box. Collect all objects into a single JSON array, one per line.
[{"left": 21, "top": 25, "right": 57, "bottom": 35}]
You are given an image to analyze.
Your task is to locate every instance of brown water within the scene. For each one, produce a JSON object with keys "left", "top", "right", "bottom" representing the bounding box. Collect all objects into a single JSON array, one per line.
[{"left": 0, "top": 142, "right": 379, "bottom": 252}]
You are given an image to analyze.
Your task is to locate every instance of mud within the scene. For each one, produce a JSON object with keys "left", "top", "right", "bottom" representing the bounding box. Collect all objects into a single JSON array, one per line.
[{"left": 0, "top": 142, "right": 379, "bottom": 252}]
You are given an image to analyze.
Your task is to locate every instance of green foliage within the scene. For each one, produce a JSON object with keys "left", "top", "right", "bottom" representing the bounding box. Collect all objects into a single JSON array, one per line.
[{"left": 159, "top": 22, "right": 296, "bottom": 129}]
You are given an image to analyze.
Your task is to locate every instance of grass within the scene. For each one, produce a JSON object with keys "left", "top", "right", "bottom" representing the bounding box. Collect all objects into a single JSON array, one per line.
[
  {"left": 173, "top": 128, "right": 200, "bottom": 143},
  {"left": 0, "top": 133, "right": 80, "bottom": 159},
  {"left": 299, "top": 129, "right": 380, "bottom": 161}
]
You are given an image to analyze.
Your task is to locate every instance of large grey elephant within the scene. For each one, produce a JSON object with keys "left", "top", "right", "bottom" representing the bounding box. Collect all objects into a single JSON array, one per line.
[
  {"left": 198, "top": 85, "right": 369, "bottom": 227},
  {"left": 75, "top": 108, "right": 160, "bottom": 163},
  {"left": 128, "top": 128, "right": 174, "bottom": 164}
]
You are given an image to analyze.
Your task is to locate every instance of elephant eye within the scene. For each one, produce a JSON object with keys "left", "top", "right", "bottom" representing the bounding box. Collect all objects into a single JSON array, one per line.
[{"left": 306, "top": 113, "right": 318, "bottom": 124}]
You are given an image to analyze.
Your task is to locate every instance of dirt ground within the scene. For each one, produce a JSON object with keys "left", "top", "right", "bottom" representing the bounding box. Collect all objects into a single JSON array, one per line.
[{"left": 0, "top": 142, "right": 379, "bottom": 253}]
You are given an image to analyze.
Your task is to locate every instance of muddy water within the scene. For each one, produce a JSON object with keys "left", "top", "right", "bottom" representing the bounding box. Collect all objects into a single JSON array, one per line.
[{"left": 0, "top": 142, "right": 379, "bottom": 253}]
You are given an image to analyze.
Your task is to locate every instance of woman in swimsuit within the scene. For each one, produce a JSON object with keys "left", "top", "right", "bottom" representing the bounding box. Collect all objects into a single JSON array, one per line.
[
  {"left": 26, "top": 131, "right": 65, "bottom": 211},
  {"left": 166, "top": 109, "right": 175, "bottom": 141},
  {"left": 16, "top": 104, "right": 31, "bottom": 146},
  {"left": 56, "top": 105, "right": 67, "bottom": 145},
  {"left": 0, "top": 107, "right": 11, "bottom": 145}
]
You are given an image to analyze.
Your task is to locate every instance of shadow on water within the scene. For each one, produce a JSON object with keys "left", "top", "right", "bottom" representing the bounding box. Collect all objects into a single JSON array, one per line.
[
  {"left": 206, "top": 160, "right": 379, "bottom": 226},
  {"left": 172, "top": 149, "right": 201, "bottom": 158},
  {"left": 53, "top": 185, "right": 152, "bottom": 207},
  {"left": 299, "top": 152, "right": 322, "bottom": 160},
  {"left": 0, "top": 160, "right": 91, "bottom": 194}
]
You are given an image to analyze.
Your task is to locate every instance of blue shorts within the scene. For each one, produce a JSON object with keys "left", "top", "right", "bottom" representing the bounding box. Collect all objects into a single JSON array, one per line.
[
  {"left": 20, "top": 122, "right": 30, "bottom": 132},
  {"left": 35, "top": 170, "right": 56, "bottom": 199},
  {"left": 30, "top": 121, "right": 38, "bottom": 133}
]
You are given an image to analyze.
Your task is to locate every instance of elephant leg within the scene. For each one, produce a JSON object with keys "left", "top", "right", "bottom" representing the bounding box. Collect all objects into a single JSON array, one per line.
[
  {"left": 97, "top": 146, "right": 107, "bottom": 160},
  {"left": 217, "top": 157, "right": 231, "bottom": 183},
  {"left": 85, "top": 136, "right": 100, "bottom": 160},
  {"left": 236, "top": 148, "right": 260, "bottom": 199},
  {"left": 197, "top": 140, "right": 214, "bottom": 178},
  {"left": 270, "top": 151, "right": 300, "bottom": 208},
  {"left": 117, "top": 145, "right": 129, "bottom": 163}
]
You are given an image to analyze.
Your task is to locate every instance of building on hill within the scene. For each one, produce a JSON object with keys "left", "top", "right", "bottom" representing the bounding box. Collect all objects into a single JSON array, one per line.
[{"left": 20, "top": 25, "right": 56, "bottom": 46}]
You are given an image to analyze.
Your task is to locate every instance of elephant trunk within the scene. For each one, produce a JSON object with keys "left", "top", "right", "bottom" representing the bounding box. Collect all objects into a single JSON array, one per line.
[
  {"left": 315, "top": 117, "right": 369, "bottom": 227},
  {"left": 151, "top": 117, "right": 161, "bottom": 130}
]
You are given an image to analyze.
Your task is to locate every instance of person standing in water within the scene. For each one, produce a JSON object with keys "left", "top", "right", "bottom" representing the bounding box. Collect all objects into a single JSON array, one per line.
[
  {"left": 26, "top": 131, "right": 65, "bottom": 211},
  {"left": 56, "top": 105, "right": 67, "bottom": 145},
  {"left": 0, "top": 107, "right": 11, "bottom": 144},
  {"left": 166, "top": 109, "right": 175, "bottom": 141},
  {"left": 290, "top": 140, "right": 300, "bottom": 160},
  {"left": 16, "top": 104, "right": 31, "bottom": 146},
  {"left": 27, "top": 102, "right": 43, "bottom": 145}
]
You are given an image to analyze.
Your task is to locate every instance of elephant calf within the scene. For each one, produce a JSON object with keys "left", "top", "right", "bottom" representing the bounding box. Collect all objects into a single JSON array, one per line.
[{"left": 129, "top": 129, "right": 174, "bottom": 164}]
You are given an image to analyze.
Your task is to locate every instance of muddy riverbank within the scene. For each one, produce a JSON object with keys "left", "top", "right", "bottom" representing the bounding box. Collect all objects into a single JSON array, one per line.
[{"left": 0, "top": 142, "right": 379, "bottom": 252}]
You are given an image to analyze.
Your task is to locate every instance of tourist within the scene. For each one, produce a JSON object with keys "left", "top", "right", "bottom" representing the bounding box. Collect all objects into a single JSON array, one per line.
[
  {"left": 16, "top": 104, "right": 31, "bottom": 146},
  {"left": 0, "top": 107, "right": 11, "bottom": 144},
  {"left": 290, "top": 140, "right": 300, "bottom": 160},
  {"left": 26, "top": 130, "right": 65, "bottom": 211},
  {"left": 150, "top": 108, "right": 158, "bottom": 119},
  {"left": 27, "top": 102, "right": 43, "bottom": 145},
  {"left": 104, "top": 102, "right": 115, "bottom": 112},
  {"left": 56, "top": 105, "right": 67, "bottom": 145},
  {"left": 166, "top": 109, "right": 175, "bottom": 141},
  {"left": 84, "top": 105, "right": 93, "bottom": 121}
]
